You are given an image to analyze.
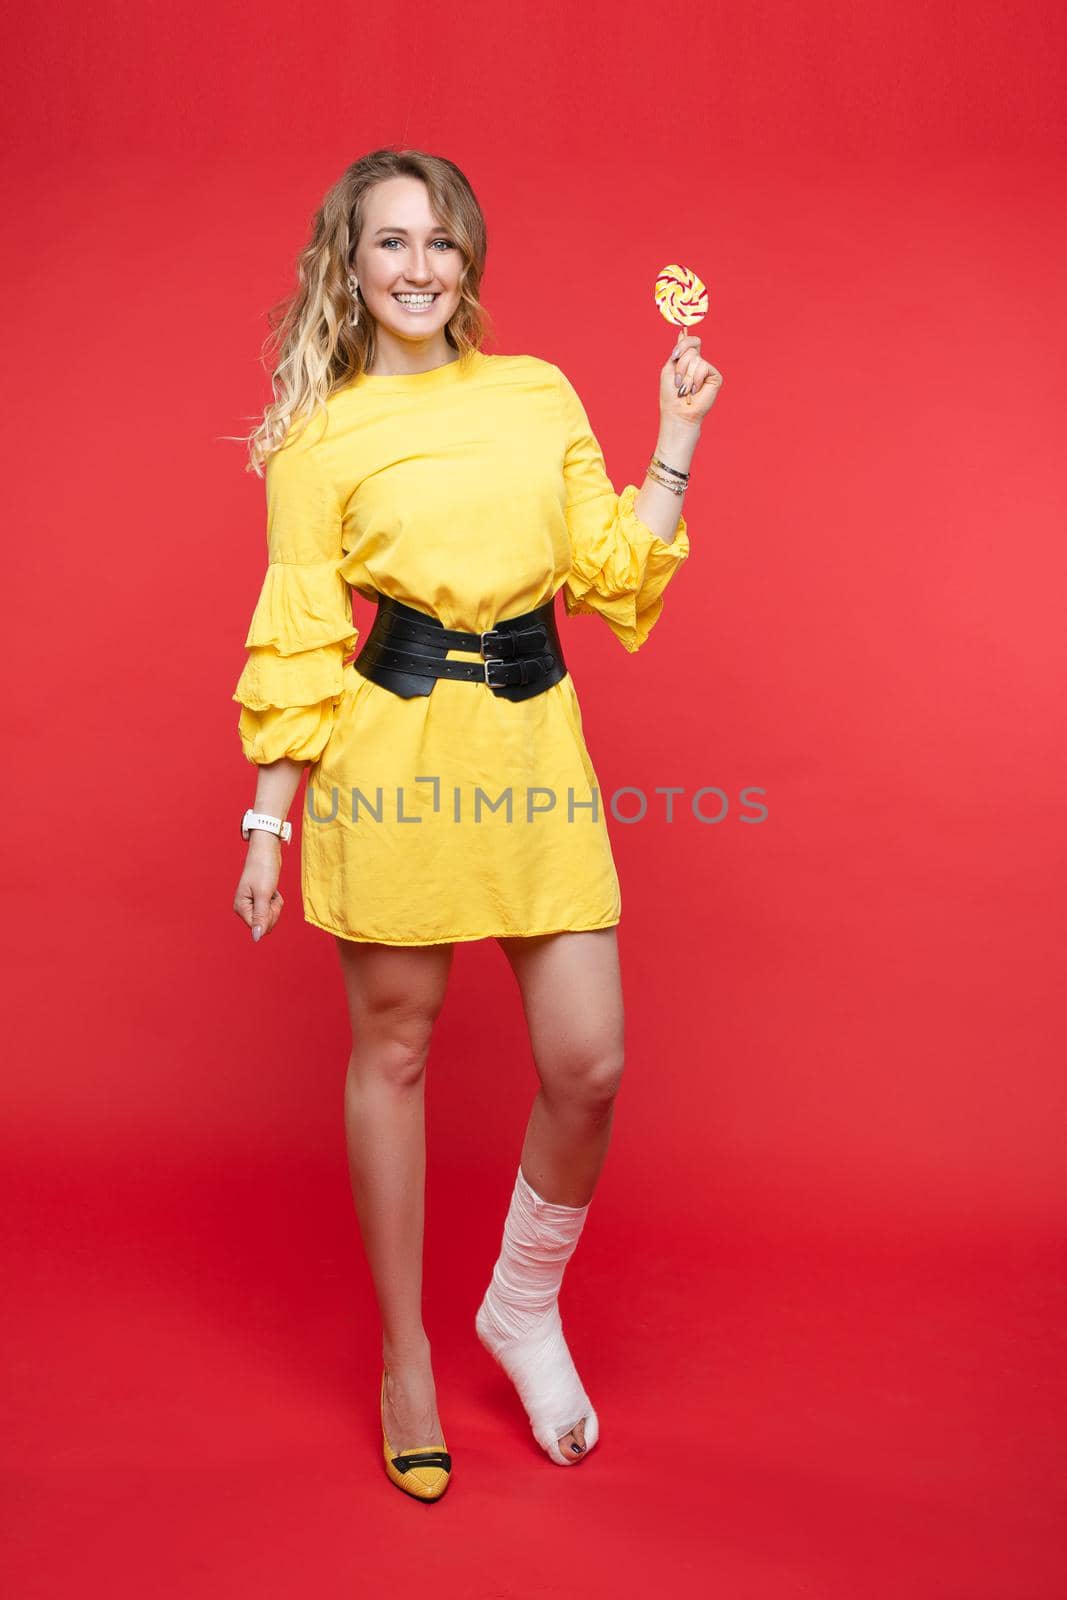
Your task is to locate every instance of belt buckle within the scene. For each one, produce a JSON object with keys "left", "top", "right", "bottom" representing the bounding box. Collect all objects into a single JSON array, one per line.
[{"left": 481, "top": 628, "right": 507, "bottom": 688}]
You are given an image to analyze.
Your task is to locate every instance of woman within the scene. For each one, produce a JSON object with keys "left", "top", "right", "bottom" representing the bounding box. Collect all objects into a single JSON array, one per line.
[{"left": 231, "top": 148, "right": 721, "bottom": 1501}]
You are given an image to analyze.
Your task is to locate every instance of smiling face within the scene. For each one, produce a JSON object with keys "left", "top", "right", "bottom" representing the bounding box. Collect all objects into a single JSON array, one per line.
[{"left": 352, "top": 176, "right": 466, "bottom": 366}]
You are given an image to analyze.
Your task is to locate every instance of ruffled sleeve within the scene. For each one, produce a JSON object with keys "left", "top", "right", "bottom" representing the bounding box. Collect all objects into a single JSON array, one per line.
[
  {"left": 232, "top": 436, "right": 358, "bottom": 765},
  {"left": 556, "top": 367, "right": 690, "bottom": 652}
]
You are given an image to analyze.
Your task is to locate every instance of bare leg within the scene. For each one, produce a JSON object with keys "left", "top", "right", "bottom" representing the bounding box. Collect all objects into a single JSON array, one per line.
[
  {"left": 493, "top": 925, "right": 625, "bottom": 1457},
  {"left": 336, "top": 936, "right": 454, "bottom": 1451}
]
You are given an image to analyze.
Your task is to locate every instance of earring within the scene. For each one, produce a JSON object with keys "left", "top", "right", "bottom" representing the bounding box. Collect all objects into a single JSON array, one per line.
[{"left": 346, "top": 274, "right": 360, "bottom": 327}]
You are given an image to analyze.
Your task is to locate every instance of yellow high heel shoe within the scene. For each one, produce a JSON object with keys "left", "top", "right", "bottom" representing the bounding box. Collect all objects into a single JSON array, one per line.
[{"left": 380, "top": 1369, "right": 452, "bottom": 1502}]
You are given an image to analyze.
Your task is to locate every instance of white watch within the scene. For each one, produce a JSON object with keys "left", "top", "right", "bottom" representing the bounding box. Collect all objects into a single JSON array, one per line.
[{"left": 242, "top": 808, "right": 292, "bottom": 844}]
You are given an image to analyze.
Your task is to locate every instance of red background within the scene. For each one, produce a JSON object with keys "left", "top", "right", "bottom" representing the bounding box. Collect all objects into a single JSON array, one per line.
[{"left": 4, "top": 1, "right": 1066, "bottom": 1594}]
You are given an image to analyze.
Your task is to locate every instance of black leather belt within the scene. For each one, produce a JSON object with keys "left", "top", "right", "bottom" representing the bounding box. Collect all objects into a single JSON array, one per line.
[{"left": 352, "top": 593, "right": 568, "bottom": 703}]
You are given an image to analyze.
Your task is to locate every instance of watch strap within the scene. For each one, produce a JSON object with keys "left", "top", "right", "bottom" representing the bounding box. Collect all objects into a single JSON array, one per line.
[{"left": 241, "top": 808, "right": 292, "bottom": 844}]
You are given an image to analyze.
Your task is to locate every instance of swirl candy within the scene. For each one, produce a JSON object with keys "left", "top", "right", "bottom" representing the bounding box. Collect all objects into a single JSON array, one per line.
[{"left": 654, "top": 263, "right": 708, "bottom": 328}]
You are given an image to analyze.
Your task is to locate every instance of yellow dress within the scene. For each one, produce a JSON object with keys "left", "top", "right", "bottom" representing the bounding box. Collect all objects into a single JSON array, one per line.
[{"left": 233, "top": 350, "right": 690, "bottom": 945}]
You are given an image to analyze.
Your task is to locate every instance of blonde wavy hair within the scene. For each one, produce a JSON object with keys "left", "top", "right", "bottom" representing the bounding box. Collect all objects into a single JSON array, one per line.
[{"left": 239, "top": 148, "right": 494, "bottom": 476}]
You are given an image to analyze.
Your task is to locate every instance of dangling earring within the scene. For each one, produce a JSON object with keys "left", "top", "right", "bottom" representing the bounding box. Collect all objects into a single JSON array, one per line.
[{"left": 346, "top": 274, "right": 360, "bottom": 327}]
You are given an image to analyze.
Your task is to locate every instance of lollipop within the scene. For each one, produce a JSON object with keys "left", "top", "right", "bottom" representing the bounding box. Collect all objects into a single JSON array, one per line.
[
  {"left": 654, "top": 263, "right": 708, "bottom": 329},
  {"left": 655, "top": 263, "right": 708, "bottom": 406}
]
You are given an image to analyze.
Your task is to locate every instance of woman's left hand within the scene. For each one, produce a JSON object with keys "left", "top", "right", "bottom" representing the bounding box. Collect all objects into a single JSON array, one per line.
[{"left": 660, "top": 334, "right": 723, "bottom": 426}]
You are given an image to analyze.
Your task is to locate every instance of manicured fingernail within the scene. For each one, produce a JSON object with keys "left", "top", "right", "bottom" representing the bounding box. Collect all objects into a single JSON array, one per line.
[{"left": 252, "top": 925, "right": 262, "bottom": 942}]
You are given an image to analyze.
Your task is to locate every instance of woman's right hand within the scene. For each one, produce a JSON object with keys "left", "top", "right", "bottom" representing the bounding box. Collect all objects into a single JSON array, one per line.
[{"left": 233, "top": 835, "right": 286, "bottom": 942}]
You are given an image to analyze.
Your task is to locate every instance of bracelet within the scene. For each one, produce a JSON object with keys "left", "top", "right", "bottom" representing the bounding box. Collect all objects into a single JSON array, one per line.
[
  {"left": 647, "top": 463, "right": 685, "bottom": 493},
  {"left": 646, "top": 462, "right": 686, "bottom": 496},
  {"left": 651, "top": 453, "right": 690, "bottom": 483}
]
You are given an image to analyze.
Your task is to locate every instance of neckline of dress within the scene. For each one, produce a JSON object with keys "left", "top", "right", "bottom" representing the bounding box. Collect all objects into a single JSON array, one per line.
[{"left": 350, "top": 349, "right": 490, "bottom": 393}]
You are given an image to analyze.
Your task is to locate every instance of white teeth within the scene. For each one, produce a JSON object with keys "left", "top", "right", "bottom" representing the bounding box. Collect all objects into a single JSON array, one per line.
[{"left": 395, "top": 294, "right": 437, "bottom": 306}]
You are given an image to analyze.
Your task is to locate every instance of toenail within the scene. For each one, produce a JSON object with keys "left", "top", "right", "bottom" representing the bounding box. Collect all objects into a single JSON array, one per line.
[{"left": 571, "top": 1442, "right": 582, "bottom": 1453}]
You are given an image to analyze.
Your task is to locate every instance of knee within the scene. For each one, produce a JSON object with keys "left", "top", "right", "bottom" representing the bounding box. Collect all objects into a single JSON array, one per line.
[
  {"left": 349, "top": 1008, "right": 437, "bottom": 1090},
  {"left": 548, "top": 1045, "right": 625, "bottom": 1113}
]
